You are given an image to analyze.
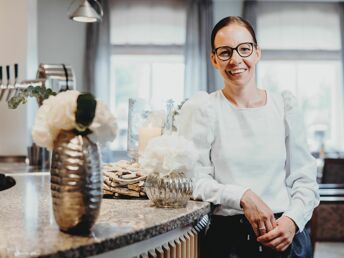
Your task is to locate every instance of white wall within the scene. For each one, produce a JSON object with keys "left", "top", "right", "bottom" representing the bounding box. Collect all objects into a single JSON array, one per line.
[
  {"left": 0, "top": 0, "right": 38, "bottom": 156},
  {"left": 213, "top": 0, "right": 244, "bottom": 89},
  {"left": 37, "top": 0, "right": 86, "bottom": 90}
]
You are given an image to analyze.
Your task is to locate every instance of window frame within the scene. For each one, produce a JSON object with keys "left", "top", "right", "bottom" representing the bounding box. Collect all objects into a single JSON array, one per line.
[
  {"left": 254, "top": 1, "right": 344, "bottom": 154},
  {"left": 258, "top": 49, "right": 344, "bottom": 153},
  {"left": 109, "top": 44, "right": 185, "bottom": 154}
]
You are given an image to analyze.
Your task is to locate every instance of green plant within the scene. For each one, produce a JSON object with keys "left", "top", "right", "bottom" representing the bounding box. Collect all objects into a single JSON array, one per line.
[{"left": 8, "top": 85, "right": 56, "bottom": 109}]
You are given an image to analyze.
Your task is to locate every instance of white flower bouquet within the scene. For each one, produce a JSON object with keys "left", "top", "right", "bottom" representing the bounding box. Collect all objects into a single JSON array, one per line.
[
  {"left": 139, "top": 134, "right": 198, "bottom": 176},
  {"left": 32, "top": 90, "right": 117, "bottom": 150}
]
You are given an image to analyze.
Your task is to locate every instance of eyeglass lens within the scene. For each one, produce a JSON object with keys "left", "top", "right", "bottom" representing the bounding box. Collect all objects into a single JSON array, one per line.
[{"left": 216, "top": 43, "right": 253, "bottom": 61}]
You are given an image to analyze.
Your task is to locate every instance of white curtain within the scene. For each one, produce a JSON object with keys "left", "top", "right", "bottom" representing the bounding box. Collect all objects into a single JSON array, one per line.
[
  {"left": 184, "top": 0, "right": 215, "bottom": 97},
  {"left": 110, "top": 0, "right": 186, "bottom": 45}
]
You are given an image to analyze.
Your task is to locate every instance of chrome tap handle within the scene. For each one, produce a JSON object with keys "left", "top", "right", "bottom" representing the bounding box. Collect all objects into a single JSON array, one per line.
[
  {"left": 14, "top": 63, "right": 18, "bottom": 85},
  {"left": 6, "top": 65, "right": 10, "bottom": 86},
  {"left": 0, "top": 66, "right": 4, "bottom": 101},
  {"left": 0, "top": 66, "right": 3, "bottom": 85},
  {"left": 12, "top": 63, "right": 20, "bottom": 98},
  {"left": 6, "top": 65, "right": 13, "bottom": 101}
]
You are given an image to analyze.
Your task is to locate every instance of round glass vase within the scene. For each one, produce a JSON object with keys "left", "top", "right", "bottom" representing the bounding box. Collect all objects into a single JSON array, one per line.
[
  {"left": 144, "top": 170, "right": 193, "bottom": 208},
  {"left": 50, "top": 130, "right": 102, "bottom": 234}
]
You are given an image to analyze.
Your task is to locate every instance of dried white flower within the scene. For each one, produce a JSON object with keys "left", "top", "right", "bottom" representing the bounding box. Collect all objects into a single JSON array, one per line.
[
  {"left": 140, "top": 134, "right": 198, "bottom": 176},
  {"left": 32, "top": 90, "right": 117, "bottom": 150}
]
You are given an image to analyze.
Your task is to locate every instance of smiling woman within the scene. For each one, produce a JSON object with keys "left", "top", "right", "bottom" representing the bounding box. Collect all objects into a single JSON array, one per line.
[{"left": 178, "top": 16, "right": 319, "bottom": 258}]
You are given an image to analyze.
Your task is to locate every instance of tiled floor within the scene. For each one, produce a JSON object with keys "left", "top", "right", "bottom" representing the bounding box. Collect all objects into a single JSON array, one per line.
[{"left": 314, "top": 242, "right": 344, "bottom": 258}]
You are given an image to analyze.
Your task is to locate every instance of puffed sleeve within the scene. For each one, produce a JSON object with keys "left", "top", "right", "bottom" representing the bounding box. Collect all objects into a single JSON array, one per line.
[
  {"left": 282, "top": 91, "right": 320, "bottom": 232},
  {"left": 176, "top": 92, "right": 248, "bottom": 210}
]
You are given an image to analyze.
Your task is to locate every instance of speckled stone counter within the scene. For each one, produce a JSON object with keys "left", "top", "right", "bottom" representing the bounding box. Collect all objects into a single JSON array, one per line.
[
  {"left": 0, "top": 173, "right": 210, "bottom": 258},
  {"left": 0, "top": 162, "right": 47, "bottom": 174}
]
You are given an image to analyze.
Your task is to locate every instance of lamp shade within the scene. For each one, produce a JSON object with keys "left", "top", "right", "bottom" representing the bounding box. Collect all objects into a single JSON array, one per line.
[{"left": 70, "top": 0, "right": 102, "bottom": 23}]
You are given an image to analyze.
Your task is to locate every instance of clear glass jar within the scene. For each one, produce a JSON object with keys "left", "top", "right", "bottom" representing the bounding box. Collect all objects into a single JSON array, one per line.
[
  {"left": 144, "top": 170, "right": 193, "bottom": 208},
  {"left": 127, "top": 98, "right": 151, "bottom": 162}
]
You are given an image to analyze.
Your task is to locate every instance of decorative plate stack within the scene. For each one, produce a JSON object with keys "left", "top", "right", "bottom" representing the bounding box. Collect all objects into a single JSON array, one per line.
[{"left": 103, "top": 160, "right": 147, "bottom": 199}]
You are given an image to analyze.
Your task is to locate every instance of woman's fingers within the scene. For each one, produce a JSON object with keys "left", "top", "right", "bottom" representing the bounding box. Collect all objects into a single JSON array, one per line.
[
  {"left": 271, "top": 216, "right": 277, "bottom": 228},
  {"left": 253, "top": 224, "right": 260, "bottom": 237},
  {"left": 265, "top": 235, "right": 284, "bottom": 248},
  {"left": 258, "top": 221, "right": 267, "bottom": 236},
  {"left": 240, "top": 190, "right": 275, "bottom": 236},
  {"left": 257, "top": 217, "right": 296, "bottom": 252},
  {"left": 275, "top": 241, "right": 290, "bottom": 252},
  {"left": 257, "top": 227, "right": 280, "bottom": 243},
  {"left": 265, "top": 219, "right": 274, "bottom": 233}
]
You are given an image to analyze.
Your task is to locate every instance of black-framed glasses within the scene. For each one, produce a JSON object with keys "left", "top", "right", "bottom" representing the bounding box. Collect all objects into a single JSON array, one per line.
[{"left": 213, "top": 42, "right": 255, "bottom": 61}]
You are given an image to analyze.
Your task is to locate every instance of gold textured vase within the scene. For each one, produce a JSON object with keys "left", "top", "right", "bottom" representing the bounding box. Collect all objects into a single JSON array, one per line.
[
  {"left": 50, "top": 130, "right": 102, "bottom": 234},
  {"left": 144, "top": 170, "right": 193, "bottom": 208}
]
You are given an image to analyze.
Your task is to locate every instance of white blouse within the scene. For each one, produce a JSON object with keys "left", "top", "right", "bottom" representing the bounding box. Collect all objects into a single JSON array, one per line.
[{"left": 178, "top": 90, "right": 319, "bottom": 232}]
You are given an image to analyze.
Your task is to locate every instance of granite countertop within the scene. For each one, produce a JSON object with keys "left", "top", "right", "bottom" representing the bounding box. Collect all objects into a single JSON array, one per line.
[
  {"left": 0, "top": 162, "right": 47, "bottom": 174},
  {"left": 0, "top": 172, "right": 210, "bottom": 258}
]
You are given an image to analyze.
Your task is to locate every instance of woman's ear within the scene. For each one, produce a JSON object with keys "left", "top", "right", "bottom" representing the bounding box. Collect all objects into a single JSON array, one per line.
[
  {"left": 210, "top": 52, "right": 219, "bottom": 68},
  {"left": 255, "top": 45, "right": 262, "bottom": 61}
]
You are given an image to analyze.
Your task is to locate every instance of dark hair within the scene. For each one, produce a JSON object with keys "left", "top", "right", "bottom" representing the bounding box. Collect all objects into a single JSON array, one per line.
[{"left": 211, "top": 16, "right": 257, "bottom": 50}]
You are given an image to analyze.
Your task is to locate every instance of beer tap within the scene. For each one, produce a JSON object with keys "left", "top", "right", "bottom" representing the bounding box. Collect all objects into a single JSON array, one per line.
[
  {"left": 6, "top": 65, "right": 10, "bottom": 87},
  {"left": 0, "top": 66, "right": 4, "bottom": 101},
  {"left": 0, "top": 66, "right": 9, "bottom": 101},
  {"left": 6, "top": 64, "right": 16, "bottom": 101}
]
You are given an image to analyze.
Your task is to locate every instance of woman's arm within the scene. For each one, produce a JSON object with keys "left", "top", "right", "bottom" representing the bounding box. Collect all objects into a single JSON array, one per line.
[
  {"left": 258, "top": 91, "right": 320, "bottom": 251},
  {"left": 282, "top": 91, "right": 320, "bottom": 231}
]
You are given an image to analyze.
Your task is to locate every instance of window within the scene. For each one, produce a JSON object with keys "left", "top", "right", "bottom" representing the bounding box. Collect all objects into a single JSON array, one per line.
[
  {"left": 110, "top": 55, "right": 184, "bottom": 150},
  {"left": 109, "top": 0, "right": 186, "bottom": 151},
  {"left": 256, "top": 2, "right": 344, "bottom": 153}
]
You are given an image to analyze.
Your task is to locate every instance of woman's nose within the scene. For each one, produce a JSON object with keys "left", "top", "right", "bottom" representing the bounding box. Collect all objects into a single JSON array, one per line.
[{"left": 229, "top": 50, "right": 242, "bottom": 65}]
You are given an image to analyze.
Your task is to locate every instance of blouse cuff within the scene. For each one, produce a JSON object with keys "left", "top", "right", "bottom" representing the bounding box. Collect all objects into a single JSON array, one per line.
[
  {"left": 221, "top": 185, "right": 249, "bottom": 211},
  {"left": 283, "top": 199, "right": 307, "bottom": 232}
]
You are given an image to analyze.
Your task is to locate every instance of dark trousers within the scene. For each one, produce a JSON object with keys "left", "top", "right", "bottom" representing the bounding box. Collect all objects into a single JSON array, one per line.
[{"left": 202, "top": 213, "right": 312, "bottom": 258}]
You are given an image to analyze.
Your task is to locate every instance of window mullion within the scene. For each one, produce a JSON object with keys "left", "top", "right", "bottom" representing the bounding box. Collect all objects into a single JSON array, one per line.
[
  {"left": 112, "top": 45, "right": 184, "bottom": 55},
  {"left": 261, "top": 49, "right": 341, "bottom": 61}
]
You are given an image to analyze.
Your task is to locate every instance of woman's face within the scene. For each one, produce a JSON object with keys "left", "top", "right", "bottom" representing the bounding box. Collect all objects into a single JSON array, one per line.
[{"left": 211, "top": 23, "right": 261, "bottom": 88}]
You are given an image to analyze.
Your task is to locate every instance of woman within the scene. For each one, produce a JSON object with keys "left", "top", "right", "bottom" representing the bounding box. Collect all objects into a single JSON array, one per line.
[{"left": 179, "top": 16, "right": 319, "bottom": 258}]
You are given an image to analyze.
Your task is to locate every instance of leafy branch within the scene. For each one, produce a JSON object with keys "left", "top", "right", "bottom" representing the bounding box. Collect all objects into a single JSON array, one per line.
[{"left": 8, "top": 86, "right": 57, "bottom": 109}]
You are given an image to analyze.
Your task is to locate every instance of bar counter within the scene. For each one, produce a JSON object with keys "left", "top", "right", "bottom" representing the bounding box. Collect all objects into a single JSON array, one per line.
[{"left": 0, "top": 171, "right": 210, "bottom": 258}]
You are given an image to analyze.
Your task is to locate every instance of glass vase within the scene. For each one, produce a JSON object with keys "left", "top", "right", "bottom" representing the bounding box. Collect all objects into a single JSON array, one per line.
[
  {"left": 144, "top": 170, "right": 193, "bottom": 208},
  {"left": 50, "top": 130, "right": 102, "bottom": 234},
  {"left": 127, "top": 98, "right": 151, "bottom": 162}
]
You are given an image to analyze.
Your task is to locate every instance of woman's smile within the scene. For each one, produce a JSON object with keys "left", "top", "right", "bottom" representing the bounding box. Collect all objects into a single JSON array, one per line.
[{"left": 226, "top": 67, "right": 247, "bottom": 77}]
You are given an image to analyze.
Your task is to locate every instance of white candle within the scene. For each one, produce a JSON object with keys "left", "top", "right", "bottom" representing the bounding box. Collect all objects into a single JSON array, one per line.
[{"left": 138, "top": 127, "right": 162, "bottom": 154}]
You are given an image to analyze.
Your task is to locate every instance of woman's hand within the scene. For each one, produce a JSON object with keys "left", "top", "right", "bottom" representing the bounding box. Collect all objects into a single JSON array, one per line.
[
  {"left": 240, "top": 190, "right": 277, "bottom": 236},
  {"left": 257, "top": 216, "right": 297, "bottom": 252}
]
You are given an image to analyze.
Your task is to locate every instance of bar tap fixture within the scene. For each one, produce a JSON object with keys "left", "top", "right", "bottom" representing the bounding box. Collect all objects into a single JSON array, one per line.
[
  {"left": 0, "top": 66, "right": 10, "bottom": 101},
  {"left": 13, "top": 63, "right": 18, "bottom": 96},
  {"left": 0, "top": 65, "right": 14, "bottom": 101},
  {"left": 6, "top": 64, "right": 18, "bottom": 101},
  {"left": 6, "top": 65, "right": 10, "bottom": 89},
  {"left": 0, "top": 66, "right": 4, "bottom": 101},
  {"left": 0, "top": 63, "right": 75, "bottom": 103}
]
